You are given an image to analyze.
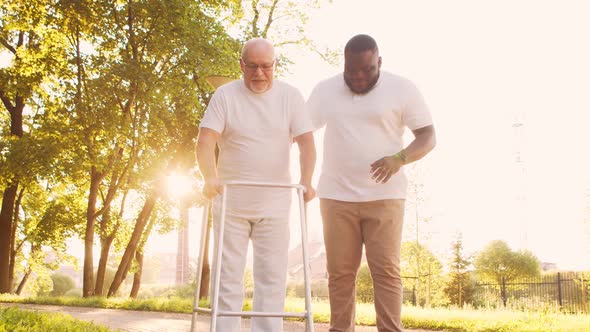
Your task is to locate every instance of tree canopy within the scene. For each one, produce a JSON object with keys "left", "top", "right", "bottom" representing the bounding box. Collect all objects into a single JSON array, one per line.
[{"left": 474, "top": 240, "right": 540, "bottom": 284}]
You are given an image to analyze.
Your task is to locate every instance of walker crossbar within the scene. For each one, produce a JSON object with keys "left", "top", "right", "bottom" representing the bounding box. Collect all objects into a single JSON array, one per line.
[
  {"left": 216, "top": 311, "right": 307, "bottom": 318},
  {"left": 190, "top": 181, "right": 314, "bottom": 332}
]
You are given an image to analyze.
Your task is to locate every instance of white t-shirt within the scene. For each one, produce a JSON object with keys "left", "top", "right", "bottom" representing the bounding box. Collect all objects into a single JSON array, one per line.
[
  {"left": 307, "top": 71, "right": 433, "bottom": 202},
  {"left": 200, "top": 79, "right": 312, "bottom": 218}
]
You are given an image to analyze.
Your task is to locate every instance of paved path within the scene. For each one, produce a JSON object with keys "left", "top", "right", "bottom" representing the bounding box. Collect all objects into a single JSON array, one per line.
[{"left": 1, "top": 303, "right": 436, "bottom": 332}]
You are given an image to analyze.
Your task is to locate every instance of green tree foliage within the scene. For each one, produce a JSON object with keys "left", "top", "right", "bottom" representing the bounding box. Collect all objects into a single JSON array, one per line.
[
  {"left": 474, "top": 240, "right": 540, "bottom": 284},
  {"left": 48, "top": 273, "right": 75, "bottom": 296},
  {"left": 0, "top": 0, "right": 71, "bottom": 294},
  {"left": 355, "top": 264, "right": 374, "bottom": 303},
  {"left": 50, "top": 0, "right": 243, "bottom": 297},
  {"left": 225, "top": 0, "right": 338, "bottom": 69},
  {"left": 443, "top": 234, "right": 475, "bottom": 306},
  {"left": 1, "top": 0, "right": 334, "bottom": 298},
  {"left": 11, "top": 182, "right": 80, "bottom": 294},
  {"left": 401, "top": 241, "right": 447, "bottom": 307}
]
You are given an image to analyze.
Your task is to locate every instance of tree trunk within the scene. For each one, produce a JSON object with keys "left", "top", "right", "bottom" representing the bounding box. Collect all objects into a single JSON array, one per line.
[
  {"left": 0, "top": 102, "right": 23, "bottom": 292},
  {"left": 199, "top": 211, "right": 212, "bottom": 299},
  {"left": 14, "top": 268, "right": 31, "bottom": 295},
  {"left": 0, "top": 185, "right": 18, "bottom": 293},
  {"left": 7, "top": 246, "right": 17, "bottom": 293},
  {"left": 83, "top": 168, "right": 102, "bottom": 297},
  {"left": 95, "top": 210, "right": 114, "bottom": 296},
  {"left": 129, "top": 204, "right": 158, "bottom": 298},
  {"left": 200, "top": 246, "right": 210, "bottom": 299},
  {"left": 129, "top": 249, "right": 143, "bottom": 298},
  {"left": 0, "top": 47, "right": 25, "bottom": 294},
  {"left": 88, "top": 151, "right": 127, "bottom": 296},
  {"left": 7, "top": 188, "right": 25, "bottom": 292},
  {"left": 14, "top": 243, "right": 38, "bottom": 295},
  {"left": 94, "top": 235, "right": 114, "bottom": 296},
  {"left": 107, "top": 191, "right": 158, "bottom": 297}
]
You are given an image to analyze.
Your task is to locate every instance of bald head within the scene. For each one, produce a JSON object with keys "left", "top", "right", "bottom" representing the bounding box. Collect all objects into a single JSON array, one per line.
[
  {"left": 241, "top": 38, "right": 275, "bottom": 61},
  {"left": 240, "top": 38, "right": 276, "bottom": 94}
]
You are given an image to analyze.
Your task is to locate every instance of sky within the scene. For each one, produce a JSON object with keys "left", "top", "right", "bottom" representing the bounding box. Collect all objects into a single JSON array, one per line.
[
  {"left": 3, "top": 0, "right": 590, "bottom": 272},
  {"left": 278, "top": 0, "right": 590, "bottom": 270},
  {"left": 152, "top": 0, "right": 590, "bottom": 272}
]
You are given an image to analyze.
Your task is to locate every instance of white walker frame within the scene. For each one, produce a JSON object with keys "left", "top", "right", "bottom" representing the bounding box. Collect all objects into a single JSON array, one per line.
[{"left": 190, "top": 181, "right": 314, "bottom": 332}]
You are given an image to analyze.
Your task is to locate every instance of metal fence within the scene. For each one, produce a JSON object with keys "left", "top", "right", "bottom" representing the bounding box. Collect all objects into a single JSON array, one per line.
[
  {"left": 402, "top": 286, "right": 416, "bottom": 306},
  {"left": 473, "top": 272, "right": 589, "bottom": 313}
]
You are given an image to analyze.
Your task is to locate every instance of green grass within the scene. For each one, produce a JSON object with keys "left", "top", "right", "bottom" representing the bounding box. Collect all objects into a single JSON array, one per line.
[
  {"left": 0, "top": 294, "right": 194, "bottom": 313},
  {"left": 0, "top": 306, "right": 114, "bottom": 331},
  {"left": 400, "top": 305, "right": 590, "bottom": 332},
  {"left": 2, "top": 294, "right": 589, "bottom": 331}
]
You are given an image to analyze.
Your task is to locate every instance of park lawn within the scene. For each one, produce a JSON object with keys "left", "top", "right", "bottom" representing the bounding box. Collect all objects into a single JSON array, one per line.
[
  {"left": 2, "top": 294, "right": 589, "bottom": 331},
  {"left": 0, "top": 306, "right": 114, "bottom": 331}
]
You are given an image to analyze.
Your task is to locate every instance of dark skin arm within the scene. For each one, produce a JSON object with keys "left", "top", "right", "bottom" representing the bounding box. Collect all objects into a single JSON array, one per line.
[{"left": 370, "top": 125, "right": 436, "bottom": 183}]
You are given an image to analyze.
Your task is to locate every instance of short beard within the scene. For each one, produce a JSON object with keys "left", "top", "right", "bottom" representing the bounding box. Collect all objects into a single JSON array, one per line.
[{"left": 345, "top": 71, "right": 380, "bottom": 95}]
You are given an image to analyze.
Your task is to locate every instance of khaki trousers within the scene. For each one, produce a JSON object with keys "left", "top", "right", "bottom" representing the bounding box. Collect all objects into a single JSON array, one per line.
[{"left": 320, "top": 198, "right": 405, "bottom": 332}]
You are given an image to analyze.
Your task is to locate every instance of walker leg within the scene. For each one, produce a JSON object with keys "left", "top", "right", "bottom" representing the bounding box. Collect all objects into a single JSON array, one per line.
[
  {"left": 191, "top": 203, "right": 210, "bottom": 332},
  {"left": 297, "top": 189, "right": 314, "bottom": 332},
  {"left": 210, "top": 185, "right": 228, "bottom": 332}
]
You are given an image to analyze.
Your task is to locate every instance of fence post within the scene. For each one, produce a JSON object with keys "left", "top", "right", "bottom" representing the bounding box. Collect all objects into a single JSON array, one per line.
[
  {"left": 582, "top": 275, "right": 587, "bottom": 313},
  {"left": 557, "top": 272, "right": 563, "bottom": 308},
  {"left": 458, "top": 280, "right": 463, "bottom": 307},
  {"left": 412, "top": 285, "right": 416, "bottom": 306},
  {"left": 501, "top": 276, "right": 507, "bottom": 307}
]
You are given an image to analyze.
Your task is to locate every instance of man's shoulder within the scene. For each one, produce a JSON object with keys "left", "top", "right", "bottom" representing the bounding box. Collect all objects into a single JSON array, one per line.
[
  {"left": 320, "top": 73, "right": 343, "bottom": 86},
  {"left": 273, "top": 79, "right": 302, "bottom": 93},
  {"left": 380, "top": 71, "right": 413, "bottom": 86},
  {"left": 272, "top": 80, "right": 306, "bottom": 102},
  {"left": 215, "top": 79, "right": 243, "bottom": 94}
]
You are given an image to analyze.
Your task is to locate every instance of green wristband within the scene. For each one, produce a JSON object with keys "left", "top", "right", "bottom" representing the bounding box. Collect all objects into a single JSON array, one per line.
[{"left": 392, "top": 150, "right": 407, "bottom": 163}]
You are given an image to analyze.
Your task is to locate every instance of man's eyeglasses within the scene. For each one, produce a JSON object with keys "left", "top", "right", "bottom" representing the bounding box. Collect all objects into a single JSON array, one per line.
[{"left": 242, "top": 59, "right": 275, "bottom": 72}]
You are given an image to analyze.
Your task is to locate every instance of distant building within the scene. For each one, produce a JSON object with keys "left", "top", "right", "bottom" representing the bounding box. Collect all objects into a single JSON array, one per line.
[
  {"left": 541, "top": 262, "right": 558, "bottom": 271},
  {"left": 153, "top": 252, "right": 178, "bottom": 285}
]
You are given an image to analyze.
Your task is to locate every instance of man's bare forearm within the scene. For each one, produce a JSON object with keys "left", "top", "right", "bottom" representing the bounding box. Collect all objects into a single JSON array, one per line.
[
  {"left": 196, "top": 128, "right": 223, "bottom": 199},
  {"left": 295, "top": 132, "right": 316, "bottom": 185},
  {"left": 402, "top": 125, "right": 436, "bottom": 164},
  {"left": 196, "top": 129, "right": 219, "bottom": 182}
]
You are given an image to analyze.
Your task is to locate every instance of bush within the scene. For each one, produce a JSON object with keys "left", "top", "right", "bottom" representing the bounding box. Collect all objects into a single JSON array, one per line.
[
  {"left": 31, "top": 274, "right": 54, "bottom": 297},
  {"left": 136, "top": 288, "right": 154, "bottom": 299},
  {"left": 173, "top": 284, "right": 196, "bottom": 298},
  {"left": 287, "top": 281, "right": 305, "bottom": 298},
  {"left": 443, "top": 272, "right": 475, "bottom": 307},
  {"left": 286, "top": 279, "right": 328, "bottom": 299},
  {"left": 311, "top": 279, "right": 329, "bottom": 298},
  {"left": 356, "top": 264, "right": 374, "bottom": 303},
  {"left": 49, "top": 273, "right": 76, "bottom": 296}
]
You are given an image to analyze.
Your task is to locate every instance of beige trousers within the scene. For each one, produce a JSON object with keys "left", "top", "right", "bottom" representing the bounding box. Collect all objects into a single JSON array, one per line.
[
  {"left": 211, "top": 213, "right": 290, "bottom": 332},
  {"left": 320, "top": 198, "right": 405, "bottom": 332}
]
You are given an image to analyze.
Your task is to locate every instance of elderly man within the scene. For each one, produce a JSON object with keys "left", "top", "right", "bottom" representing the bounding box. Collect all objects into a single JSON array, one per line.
[
  {"left": 196, "top": 38, "right": 316, "bottom": 332},
  {"left": 307, "top": 34, "right": 436, "bottom": 332}
]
